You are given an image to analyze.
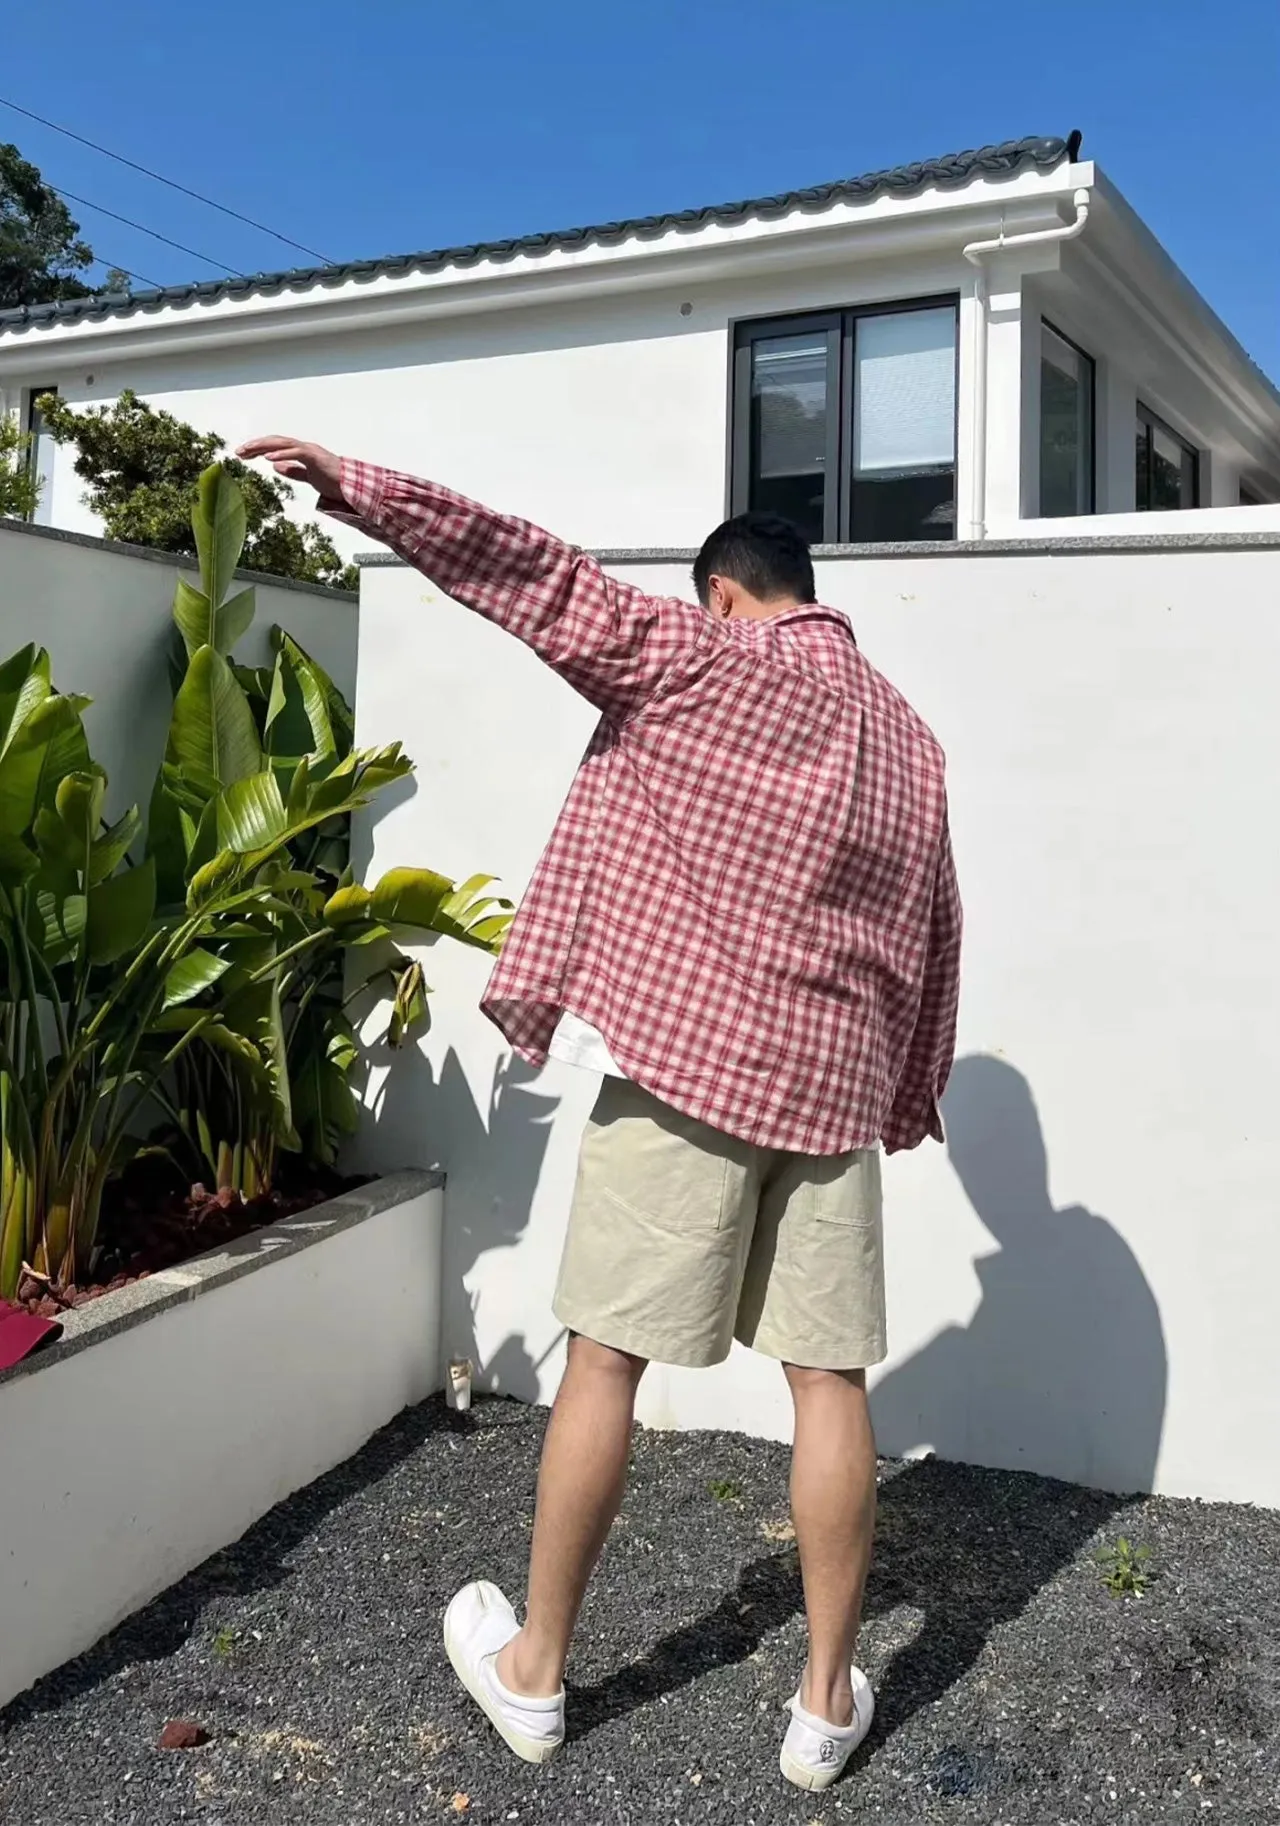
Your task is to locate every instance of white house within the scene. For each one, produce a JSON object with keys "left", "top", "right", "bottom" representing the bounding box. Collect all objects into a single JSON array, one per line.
[
  {"left": 2, "top": 131, "right": 1278, "bottom": 550},
  {"left": 5, "top": 134, "right": 1280, "bottom": 1511}
]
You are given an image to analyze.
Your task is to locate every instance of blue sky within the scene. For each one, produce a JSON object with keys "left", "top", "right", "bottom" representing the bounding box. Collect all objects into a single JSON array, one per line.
[{"left": 5, "top": 0, "right": 1277, "bottom": 379}]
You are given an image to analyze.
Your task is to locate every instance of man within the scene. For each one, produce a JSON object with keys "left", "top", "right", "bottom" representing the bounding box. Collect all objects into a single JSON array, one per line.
[{"left": 239, "top": 436, "right": 962, "bottom": 1793}]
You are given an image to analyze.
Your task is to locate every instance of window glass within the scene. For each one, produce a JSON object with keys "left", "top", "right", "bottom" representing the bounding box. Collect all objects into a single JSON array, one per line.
[
  {"left": 853, "top": 306, "right": 956, "bottom": 475},
  {"left": 749, "top": 333, "right": 830, "bottom": 543},
  {"left": 1039, "top": 325, "right": 1093, "bottom": 517}
]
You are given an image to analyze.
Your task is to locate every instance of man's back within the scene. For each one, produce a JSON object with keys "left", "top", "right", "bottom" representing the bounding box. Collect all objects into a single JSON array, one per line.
[
  {"left": 318, "top": 457, "right": 960, "bottom": 1156},
  {"left": 519, "top": 600, "right": 955, "bottom": 1153}
]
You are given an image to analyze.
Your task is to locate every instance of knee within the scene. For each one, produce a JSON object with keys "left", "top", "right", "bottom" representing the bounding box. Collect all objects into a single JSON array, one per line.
[
  {"left": 784, "top": 1362, "right": 867, "bottom": 1400},
  {"left": 567, "top": 1331, "right": 648, "bottom": 1388}
]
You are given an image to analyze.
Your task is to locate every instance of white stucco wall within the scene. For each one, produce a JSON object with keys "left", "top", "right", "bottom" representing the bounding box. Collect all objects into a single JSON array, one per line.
[
  {"left": 0, "top": 522, "right": 356, "bottom": 822},
  {"left": 351, "top": 540, "right": 1280, "bottom": 1508},
  {"left": 9, "top": 238, "right": 1277, "bottom": 556},
  {"left": 13, "top": 252, "right": 975, "bottom": 557}
]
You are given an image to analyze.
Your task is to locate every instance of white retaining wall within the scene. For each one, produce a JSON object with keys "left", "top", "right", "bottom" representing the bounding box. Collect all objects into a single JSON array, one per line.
[
  {"left": 0, "top": 1174, "right": 441, "bottom": 1711},
  {"left": 351, "top": 537, "right": 1280, "bottom": 1508}
]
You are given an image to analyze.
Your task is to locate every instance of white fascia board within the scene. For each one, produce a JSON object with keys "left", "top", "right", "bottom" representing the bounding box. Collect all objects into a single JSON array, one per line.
[
  {"left": 1084, "top": 170, "right": 1280, "bottom": 445},
  {"left": 0, "top": 162, "right": 1093, "bottom": 379}
]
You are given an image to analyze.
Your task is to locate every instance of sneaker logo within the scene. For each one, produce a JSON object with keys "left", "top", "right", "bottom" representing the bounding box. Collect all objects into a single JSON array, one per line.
[{"left": 819, "top": 1738, "right": 838, "bottom": 1764}]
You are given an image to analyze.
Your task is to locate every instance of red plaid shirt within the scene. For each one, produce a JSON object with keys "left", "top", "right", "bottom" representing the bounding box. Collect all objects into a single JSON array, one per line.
[{"left": 329, "top": 462, "right": 961, "bottom": 1156}]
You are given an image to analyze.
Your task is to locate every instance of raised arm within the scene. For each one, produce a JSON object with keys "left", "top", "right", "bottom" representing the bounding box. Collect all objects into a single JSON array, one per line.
[
  {"left": 882, "top": 816, "right": 963, "bottom": 1154},
  {"left": 237, "top": 437, "right": 707, "bottom": 721}
]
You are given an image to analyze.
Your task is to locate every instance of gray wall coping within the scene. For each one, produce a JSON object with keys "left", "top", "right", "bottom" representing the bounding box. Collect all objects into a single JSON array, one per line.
[
  {"left": 1, "top": 514, "right": 358, "bottom": 602},
  {"left": 0, "top": 1168, "right": 443, "bottom": 1393},
  {"left": 354, "top": 530, "right": 1280, "bottom": 566}
]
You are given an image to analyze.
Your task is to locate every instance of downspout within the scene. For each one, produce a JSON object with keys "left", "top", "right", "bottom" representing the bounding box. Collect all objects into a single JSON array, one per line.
[{"left": 962, "top": 188, "right": 1091, "bottom": 539}]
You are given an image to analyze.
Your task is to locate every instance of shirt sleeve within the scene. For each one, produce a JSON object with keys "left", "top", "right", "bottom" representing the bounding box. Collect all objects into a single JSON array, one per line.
[
  {"left": 882, "top": 816, "right": 963, "bottom": 1155},
  {"left": 322, "top": 459, "right": 708, "bottom": 721}
]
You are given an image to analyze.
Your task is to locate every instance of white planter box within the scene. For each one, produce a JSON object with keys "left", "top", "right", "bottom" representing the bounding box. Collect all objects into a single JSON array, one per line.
[{"left": 0, "top": 1170, "right": 442, "bottom": 1711}]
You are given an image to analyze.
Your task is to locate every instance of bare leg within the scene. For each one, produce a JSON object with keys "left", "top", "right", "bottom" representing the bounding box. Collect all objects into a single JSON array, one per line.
[
  {"left": 498, "top": 1333, "right": 647, "bottom": 1697},
  {"left": 785, "top": 1364, "right": 877, "bottom": 1726}
]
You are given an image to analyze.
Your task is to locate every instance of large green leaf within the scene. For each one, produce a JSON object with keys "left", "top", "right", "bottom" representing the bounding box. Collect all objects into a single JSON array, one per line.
[
  {"left": 192, "top": 463, "right": 247, "bottom": 614},
  {"left": 323, "top": 881, "right": 372, "bottom": 926},
  {"left": 26, "top": 864, "right": 87, "bottom": 968},
  {"left": 368, "top": 867, "right": 452, "bottom": 929},
  {"left": 431, "top": 874, "right": 515, "bottom": 951},
  {"left": 89, "top": 806, "right": 141, "bottom": 885},
  {"left": 0, "top": 644, "right": 51, "bottom": 760},
  {"left": 167, "top": 645, "right": 262, "bottom": 792},
  {"left": 217, "top": 588, "right": 256, "bottom": 654},
  {"left": 86, "top": 857, "right": 156, "bottom": 964},
  {"left": 156, "top": 1004, "right": 266, "bottom": 1056},
  {"left": 0, "top": 695, "right": 92, "bottom": 839},
  {"left": 273, "top": 629, "right": 354, "bottom": 758},
  {"left": 185, "top": 847, "right": 243, "bottom": 911},
  {"left": 225, "top": 977, "right": 296, "bottom": 1147},
  {"left": 163, "top": 947, "right": 233, "bottom": 1009},
  {"left": 216, "top": 771, "right": 288, "bottom": 853},
  {"left": 0, "top": 833, "right": 39, "bottom": 886},
  {"left": 146, "top": 767, "right": 190, "bottom": 910},
  {"left": 174, "top": 575, "right": 256, "bottom": 659},
  {"left": 172, "top": 577, "right": 213, "bottom": 659},
  {"left": 290, "top": 1007, "right": 359, "bottom": 1166}
]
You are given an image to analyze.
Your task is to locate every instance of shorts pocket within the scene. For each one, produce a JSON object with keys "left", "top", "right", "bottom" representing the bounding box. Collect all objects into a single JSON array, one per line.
[{"left": 809, "top": 1148, "right": 882, "bottom": 1230}]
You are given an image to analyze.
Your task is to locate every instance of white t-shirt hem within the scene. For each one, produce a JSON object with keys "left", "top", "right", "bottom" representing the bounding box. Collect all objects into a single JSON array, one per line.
[{"left": 548, "top": 1010, "right": 624, "bottom": 1078}]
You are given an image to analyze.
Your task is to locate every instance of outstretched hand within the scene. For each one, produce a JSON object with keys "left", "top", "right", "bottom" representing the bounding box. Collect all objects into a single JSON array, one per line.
[{"left": 236, "top": 436, "right": 342, "bottom": 499}]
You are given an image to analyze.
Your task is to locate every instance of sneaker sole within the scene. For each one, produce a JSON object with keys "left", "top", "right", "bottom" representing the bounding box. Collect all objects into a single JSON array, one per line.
[
  {"left": 780, "top": 1745, "right": 845, "bottom": 1791},
  {"left": 779, "top": 1672, "right": 874, "bottom": 1792},
  {"left": 443, "top": 1610, "right": 564, "bottom": 1766}
]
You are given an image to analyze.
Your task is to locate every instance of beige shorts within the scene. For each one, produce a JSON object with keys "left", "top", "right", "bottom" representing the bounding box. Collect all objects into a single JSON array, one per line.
[{"left": 553, "top": 1078, "right": 886, "bottom": 1371}]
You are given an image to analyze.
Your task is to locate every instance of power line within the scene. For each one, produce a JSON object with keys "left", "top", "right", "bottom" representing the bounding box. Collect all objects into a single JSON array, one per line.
[
  {"left": 94, "top": 257, "right": 164, "bottom": 291},
  {"left": 1, "top": 94, "right": 335, "bottom": 265},
  {"left": 55, "top": 185, "right": 241, "bottom": 277}
]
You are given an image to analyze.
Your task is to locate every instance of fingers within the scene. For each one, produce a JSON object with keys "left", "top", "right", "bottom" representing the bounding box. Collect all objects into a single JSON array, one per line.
[{"left": 237, "top": 436, "right": 307, "bottom": 460}]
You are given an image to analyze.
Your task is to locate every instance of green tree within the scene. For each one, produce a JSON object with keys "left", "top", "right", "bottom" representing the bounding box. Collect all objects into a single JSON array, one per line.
[
  {"left": 0, "top": 143, "right": 94, "bottom": 309},
  {"left": 38, "top": 391, "right": 358, "bottom": 591},
  {"left": 0, "top": 413, "right": 39, "bottom": 519}
]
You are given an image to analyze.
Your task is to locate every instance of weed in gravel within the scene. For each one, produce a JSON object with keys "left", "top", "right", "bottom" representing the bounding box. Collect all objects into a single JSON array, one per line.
[
  {"left": 1097, "top": 1536, "right": 1153, "bottom": 1597},
  {"left": 211, "top": 1627, "right": 238, "bottom": 1658},
  {"left": 708, "top": 1477, "right": 744, "bottom": 1504}
]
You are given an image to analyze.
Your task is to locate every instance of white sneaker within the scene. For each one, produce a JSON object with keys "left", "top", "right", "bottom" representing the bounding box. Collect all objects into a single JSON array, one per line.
[
  {"left": 779, "top": 1667, "right": 875, "bottom": 1791},
  {"left": 443, "top": 1581, "right": 565, "bottom": 1764}
]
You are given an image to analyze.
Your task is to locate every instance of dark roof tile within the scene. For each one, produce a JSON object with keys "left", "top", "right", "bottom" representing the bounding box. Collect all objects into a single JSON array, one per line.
[{"left": 0, "top": 133, "right": 1079, "bottom": 333}]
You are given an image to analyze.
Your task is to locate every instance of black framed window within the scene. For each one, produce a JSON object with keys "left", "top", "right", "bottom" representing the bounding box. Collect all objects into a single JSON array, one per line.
[
  {"left": 1135, "top": 402, "right": 1198, "bottom": 511},
  {"left": 732, "top": 298, "right": 958, "bottom": 544},
  {"left": 1039, "top": 322, "right": 1094, "bottom": 517}
]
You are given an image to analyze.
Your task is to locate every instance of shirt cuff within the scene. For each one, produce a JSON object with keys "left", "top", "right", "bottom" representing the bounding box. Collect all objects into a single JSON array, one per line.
[{"left": 316, "top": 456, "right": 387, "bottom": 525}]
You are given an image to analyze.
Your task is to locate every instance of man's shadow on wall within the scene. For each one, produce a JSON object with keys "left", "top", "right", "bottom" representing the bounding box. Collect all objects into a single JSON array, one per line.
[
  {"left": 872, "top": 1052, "right": 1167, "bottom": 1496},
  {"left": 367, "top": 1039, "right": 562, "bottom": 1403},
  {"left": 859, "top": 1054, "right": 1168, "bottom": 1740}
]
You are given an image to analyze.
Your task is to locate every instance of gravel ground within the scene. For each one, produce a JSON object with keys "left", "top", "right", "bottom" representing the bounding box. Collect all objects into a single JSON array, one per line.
[{"left": 2, "top": 1396, "right": 1278, "bottom": 1826}]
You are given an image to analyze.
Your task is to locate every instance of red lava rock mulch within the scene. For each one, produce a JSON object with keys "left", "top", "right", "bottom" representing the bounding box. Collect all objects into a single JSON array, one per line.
[{"left": 8, "top": 1161, "right": 367, "bottom": 1321}]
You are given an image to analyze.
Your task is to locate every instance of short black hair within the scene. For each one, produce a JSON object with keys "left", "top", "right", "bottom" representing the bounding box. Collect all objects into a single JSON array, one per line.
[{"left": 692, "top": 512, "right": 816, "bottom": 608}]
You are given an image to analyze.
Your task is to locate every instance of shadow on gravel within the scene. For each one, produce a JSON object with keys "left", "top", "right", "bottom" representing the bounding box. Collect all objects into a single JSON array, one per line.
[
  {"left": 0, "top": 1398, "right": 457, "bottom": 1730},
  {"left": 567, "top": 1459, "right": 1127, "bottom": 1748}
]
